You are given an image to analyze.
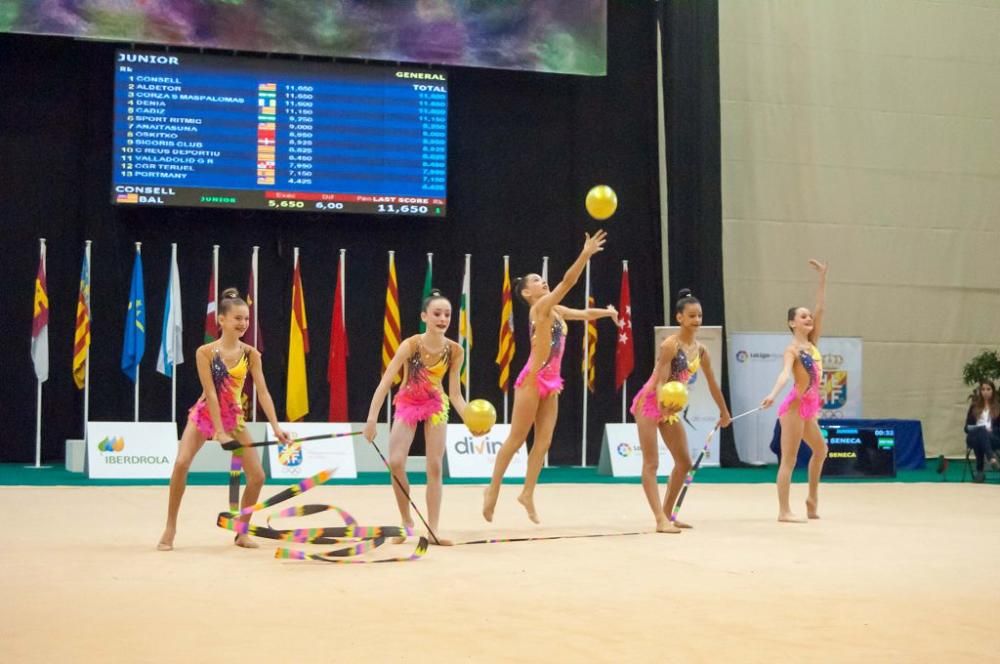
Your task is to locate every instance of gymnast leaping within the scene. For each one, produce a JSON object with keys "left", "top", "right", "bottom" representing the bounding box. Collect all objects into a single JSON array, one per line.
[{"left": 483, "top": 230, "right": 617, "bottom": 524}]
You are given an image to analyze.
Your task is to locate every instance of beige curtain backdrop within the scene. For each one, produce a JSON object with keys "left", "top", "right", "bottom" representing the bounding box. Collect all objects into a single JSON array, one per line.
[{"left": 719, "top": 0, "right": 1000, "bottom": 456}]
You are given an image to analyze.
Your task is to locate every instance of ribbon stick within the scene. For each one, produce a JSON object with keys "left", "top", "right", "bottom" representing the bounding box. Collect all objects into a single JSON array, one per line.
[{"left": 670, "top": 407, "right": 761, "bottom": 523}]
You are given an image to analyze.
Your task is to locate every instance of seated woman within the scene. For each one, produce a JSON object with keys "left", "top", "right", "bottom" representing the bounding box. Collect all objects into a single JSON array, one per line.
[{"left": 965, "top": 380, "right": 1000, "bottom": 483}]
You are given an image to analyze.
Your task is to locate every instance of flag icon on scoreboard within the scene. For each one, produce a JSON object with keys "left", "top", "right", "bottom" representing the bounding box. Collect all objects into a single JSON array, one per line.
[
  {"left": 258, "top": 83, "right": 277, "bottom": 93},
  {"left": 117, "top": 193, "right": 138, "bottom": 204}
]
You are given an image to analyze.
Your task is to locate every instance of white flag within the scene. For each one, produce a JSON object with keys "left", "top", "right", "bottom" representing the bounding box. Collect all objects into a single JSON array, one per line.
[{"left": 156, "top": 245, "right": 184, "bottom": 377}]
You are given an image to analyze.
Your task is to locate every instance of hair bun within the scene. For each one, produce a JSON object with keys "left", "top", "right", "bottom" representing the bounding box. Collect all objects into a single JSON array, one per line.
[
  {"left": 221, "top": 287, "right": 241, "bottom": 299},
  {"left": 677, "top": 288, "right": 692, "bottom": 299},
  {"left": 429, "top": 288, "right": 442, "bottom": 297}
]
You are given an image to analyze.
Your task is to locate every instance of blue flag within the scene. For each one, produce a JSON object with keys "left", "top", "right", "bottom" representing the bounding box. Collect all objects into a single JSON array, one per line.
[{"left": 121, "top": 252, "right": 146, "bottom": 382}]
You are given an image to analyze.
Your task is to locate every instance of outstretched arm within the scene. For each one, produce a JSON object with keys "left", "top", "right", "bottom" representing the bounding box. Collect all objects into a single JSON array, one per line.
[
  {"left": 247, "top": 348, "right": 291, "bottom": 443},
  {"left": 556, "top": 304, "right": 618, "bottom": 325},
  {"left": 534, "top": 231, "right": 607, "bottom": 316},
  {"left": 363, "top": 338, "right": 413, "bottom": 441},
  {"left": 699, "top": 349, "right": 732, "bottom": 427},
  {"left": 809, "top": 259, "right": 828, "bottom": 344},
  {"left": 761, "top": 348, "right": 796, "bottom": 408}
]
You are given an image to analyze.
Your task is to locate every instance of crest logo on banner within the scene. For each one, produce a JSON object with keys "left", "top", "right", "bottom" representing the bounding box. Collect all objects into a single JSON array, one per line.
[
  {"left": 822, "top": 371, "right": 848, "bottom": 410},
  {"left": 277, "top": 441, "right": 303, "bottom": 468}
]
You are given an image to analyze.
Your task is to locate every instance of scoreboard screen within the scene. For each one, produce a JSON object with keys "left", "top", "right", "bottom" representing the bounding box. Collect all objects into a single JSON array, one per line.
[
  {"left": 821, "top": 425, "right": 896, "bottom": 478},
  {"left": 112, "top": 51, "right": 447, "bottom": 217}
]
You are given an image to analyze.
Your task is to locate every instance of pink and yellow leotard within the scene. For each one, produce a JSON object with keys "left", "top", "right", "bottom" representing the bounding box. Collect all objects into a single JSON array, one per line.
[
  {"left": 393, "top": 338, "right": 451, "bottom": 427},
  {"left": 189, "top": 346, "right": 249, "bottom": 438},
  {"left": 631, "top": 341, "right": 702, "bottom": 422},
  {"left": 778, "top": 344, "right": 823, "bottom": 419},
  {"left": 514, "top": 317, "right": 567, "bottom": 399}
]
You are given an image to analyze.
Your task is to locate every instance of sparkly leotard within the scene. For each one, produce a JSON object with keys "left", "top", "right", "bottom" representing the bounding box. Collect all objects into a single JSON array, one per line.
[
  {"left": 393, "top": 337, "right": 451, "bottom": 427},
  {"left": 631, "top": 340, "right": 702, "bottom": 423},
  {"left": 189, "top": 346, "right": 249, "bottom": 438},
  {"left": 778, "top": 344, "right": 823, "bottom": 419},
  {"left": 514, "top": 317, "right": 567, "bottom": 399}
]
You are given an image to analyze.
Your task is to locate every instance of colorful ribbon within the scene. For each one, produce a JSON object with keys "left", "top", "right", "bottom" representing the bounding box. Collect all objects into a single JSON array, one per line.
[{"left": 217, "top": 452, "right": 428, "bottom": 563}]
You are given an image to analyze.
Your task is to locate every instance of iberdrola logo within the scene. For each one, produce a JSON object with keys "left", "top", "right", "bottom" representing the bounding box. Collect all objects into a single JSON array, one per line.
[{"left": 97, "top": 436, "right": 125, "bottom": 453}]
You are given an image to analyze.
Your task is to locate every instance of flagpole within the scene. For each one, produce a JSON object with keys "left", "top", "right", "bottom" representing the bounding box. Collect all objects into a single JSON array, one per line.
[
  {"left": 622, "top": 259, "right": 628, "bottom": 424},
  {"left": 464, "top": 253, "right": 471, "bottom": 403},
  {"left": 170, "top": 242, "right": 177, "bottom": 423},
  {"left": 32, "top": 238, "right": 47, "bottom": 469},
  {"left": 581, "top": 259, "right": 591, "bottom": 467},
  {"left": 251, "top": 245, "right": 259, "bottom": 422},
  {"left": 134, "top": 241, "right": 142, "bottom": 423},
  {"left": 542, "top": 255, "right": 549, "bottom": 466},
  {"left": 83, "top": 240, "right": 92, "bottom": 443}
]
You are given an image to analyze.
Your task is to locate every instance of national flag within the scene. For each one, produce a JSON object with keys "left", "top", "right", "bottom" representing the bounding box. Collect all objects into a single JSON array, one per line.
[
  {"left": 116, "top": 193, "right": 138, "bottom": 204},
  {"left": 203, "top": 264, "right": 218, "bottom": 343},
  {"left": 121, "top": 251, "right": 146, "bottom": 383},
  {"left": 419, "top": 253, "right": 432, "bottom": 333},
  {"left": 72, "top": 252, "right": 91, "bottom": 389},
  {"left": 495, "top": 258, "right": 515, "bottom": 391},
  {"left": 458, "top": 257, "right": 472, "bottom": 387},
  {"left": 583, "top": 296, "right": 597, "bottom": 392},
  {"left": 615, "top": 263, "right": 634, "bottom": 390},
  {"left": 327, "top": 254, "right": 349, "bottom": 421},
  {"left": 286, "top": 251, "right": 310, "bottom": 421},
  {"left": 156, "top": 247, "right": 184, "bottom": 378},
  {"left": 31, "top": 247, "right": 49, "bottom": 383},
  {"left": 241, "top": 256, "right": 262, "bottom": 414},
  {"left": 258, "top": 83, "right": 277, "bottom": 92},
  {"left": 381, "top": 252, "right": 401, "bottom": 385}
]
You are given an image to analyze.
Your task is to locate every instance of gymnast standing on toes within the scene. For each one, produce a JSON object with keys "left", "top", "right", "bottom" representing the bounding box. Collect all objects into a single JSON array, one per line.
[
  {"left": 630, "top": 289, "right": 731, "bottom": 533},
  {"left": 761, "top": 260, "right": 829, "bottom": 523},
  {"left": 482, "top": 230, "right": 617, "bottom": 524},
  {"left": 363, "top": 289, "right": 468, "bottom": 546},
  {"left": 158, "top": 288, "right": 291, "bottom": 551}
]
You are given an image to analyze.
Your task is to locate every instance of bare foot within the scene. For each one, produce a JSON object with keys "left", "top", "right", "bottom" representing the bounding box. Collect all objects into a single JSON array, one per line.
[
  {"left": 806, "top": 498, "right": 820, "bottom": 519},
  {"left": 157, "top": 527, "right": 175, "bottom": 551},
  {"left": 428, "top": 533, "right": 454, "bottom": 546},
  {"left": 392, "top": 519, "right": 415, "bottom": 544},
  {"left": 778, "top": 512, "right": 808, "bottom": 523},
  {"left": 517, "top": 493, "right": 540, "bottom": 524},
  {"left": 656, "top": 519, "right": 682, "bottom": 534},
  {"left": 482, "top": 486, "right": 499, "bottom": 522},
  {"left": 234, "top": 533, "right": 260, "bottom": 548},
  {"left": 672, "top": 519, "right": 693, "bottom": 529}
]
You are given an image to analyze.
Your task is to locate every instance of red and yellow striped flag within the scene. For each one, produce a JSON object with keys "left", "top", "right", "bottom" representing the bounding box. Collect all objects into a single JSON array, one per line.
[
  {"left": 583, "top": 296, "right": 597, "bottom": 392},
  {"left": 72, "top": 253, "right": 91, "bottom": 389},
  {"left": 495, "top": 257, "right": 515, "bottom": 391},
  {"left": 382, "top": 251, "right": 401, "bottom": 385},
  {"left": 286, "top": 250, "right": 310, "bottom": 422}
]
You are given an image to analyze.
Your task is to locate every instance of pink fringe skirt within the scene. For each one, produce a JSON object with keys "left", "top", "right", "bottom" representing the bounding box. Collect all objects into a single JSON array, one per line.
[{"left": 393, "top": 383, "right": 449, "bottom": 427}]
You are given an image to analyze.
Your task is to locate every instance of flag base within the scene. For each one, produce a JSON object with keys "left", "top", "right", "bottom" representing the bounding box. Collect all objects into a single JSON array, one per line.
[{"left": 23, "top": 465, "right": 53, "bottom": 469}]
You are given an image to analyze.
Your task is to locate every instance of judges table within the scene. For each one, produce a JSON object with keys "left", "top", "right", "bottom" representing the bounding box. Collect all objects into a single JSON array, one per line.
[{"left": 770, "top": 419, "right": 925, "bottom": 474}]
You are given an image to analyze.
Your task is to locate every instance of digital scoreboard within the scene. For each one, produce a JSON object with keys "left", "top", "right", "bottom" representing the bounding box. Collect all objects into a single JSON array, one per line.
[
  {"left": 821, "top": 424, "right": 896, "bottom": 478},
  {"left": 112, "top": 51, "right": 447, "bottom": 217}
]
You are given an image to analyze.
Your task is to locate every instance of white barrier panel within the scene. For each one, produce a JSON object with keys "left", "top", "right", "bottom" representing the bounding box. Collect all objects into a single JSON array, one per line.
[
  {"left": 598, "top": 424, "right": 672, "bottom": 476},
  {"left": 86, "top": 422, "right": 177, "bottom": 479},
  {"left": 444, "top": 424, "right": 527, "bottom": 479},
  {"left": 728, "top": 333, "right": 863, "bottom": 464},
  {"left": 267, "top": 422, "right": 358, "bottom": 479}
]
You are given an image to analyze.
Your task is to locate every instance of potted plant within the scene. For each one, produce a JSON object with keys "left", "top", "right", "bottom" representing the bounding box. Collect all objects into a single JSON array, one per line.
[{"left": 963, "top": 350, "right": 1000, "bottom": 387}]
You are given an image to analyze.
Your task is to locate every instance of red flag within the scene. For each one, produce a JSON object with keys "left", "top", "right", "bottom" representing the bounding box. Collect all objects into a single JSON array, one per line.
[
  {"left": 203, "top": 266, "right": 218, "bottom": 343},
  {"left": 327, "top": 255, "right": 349, "bottom": 421},
  {"left": 615, "top": 263, "right": 634, "bottom": 389}
]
